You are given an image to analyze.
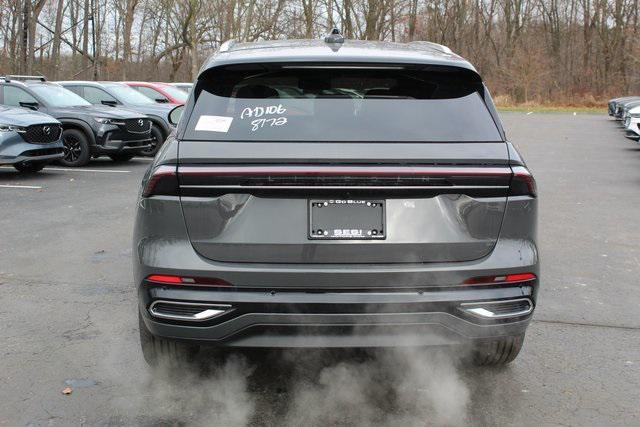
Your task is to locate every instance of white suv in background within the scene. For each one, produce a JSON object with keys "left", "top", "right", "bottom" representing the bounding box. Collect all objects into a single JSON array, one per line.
[{"left": 623, "top": 105, "right": 640, "bottom": 140}]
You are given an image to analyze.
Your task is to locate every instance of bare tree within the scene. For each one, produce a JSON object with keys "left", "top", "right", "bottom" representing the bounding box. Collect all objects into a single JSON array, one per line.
[
  {"left": 0, "top": 0, "right": 638, "bottom": 103},
  {"left": 51, "top": 0, "right": 64, "bottom": 79}
]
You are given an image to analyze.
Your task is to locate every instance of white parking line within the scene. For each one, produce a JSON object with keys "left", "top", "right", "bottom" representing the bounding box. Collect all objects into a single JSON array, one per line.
[
  {"left": 2, "top": 166, "right": 138, "bottom": 174},
  {"left": 1, "top": 166, "right": 130, "bottom": 173},
  {"left": 1, "top": 165, "right": 140, "bottom": 173},
  {"left": 0, "top": 184, "right": 42, "bottom": 189},
  {"left": 43, "top": 167, "right": 131, "bottom": 173}
]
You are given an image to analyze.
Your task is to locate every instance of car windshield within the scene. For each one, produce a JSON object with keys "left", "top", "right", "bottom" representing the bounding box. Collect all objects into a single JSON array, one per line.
[
  {"left": 184, "top": 63, "right": 502, "bottom": 142},
  {"left": 158, "top": 84, "right": 188, "bottom": 102},
  {"left": 30, "top": 84, "right": 91, "bottom": 107},
  {"left": 104, "top": 84, "right": 156, "bottom": 105}
]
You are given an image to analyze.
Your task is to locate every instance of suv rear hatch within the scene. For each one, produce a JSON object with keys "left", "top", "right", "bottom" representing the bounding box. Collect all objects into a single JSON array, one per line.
[{"left": 176, "top": 63, "right": 511, "bottom": 264}]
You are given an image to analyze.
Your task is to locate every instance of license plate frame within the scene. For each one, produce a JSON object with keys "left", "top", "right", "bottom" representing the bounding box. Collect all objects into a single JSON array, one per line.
[{"left": 308, "top": 199, "right": 386, "bottom": 240}]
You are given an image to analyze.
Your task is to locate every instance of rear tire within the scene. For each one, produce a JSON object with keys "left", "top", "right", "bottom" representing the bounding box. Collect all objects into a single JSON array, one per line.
[
  {"left": 108, "top": 153, "right": 135, "bottom": 162},
  {"left": 472, "top": 334, "right": 525, "bottom": 366},
  {"left": 138, "top": 125, "right": 164, "bottom": 157},
  {"left": 59, "top": 129, "right": 91, "bottom": 167},
  {"left": 138, "top": 312, "right": 199, "bottom": 367},
  {"left": 13, "top": 161, "right": 46, "bottom": 173}
]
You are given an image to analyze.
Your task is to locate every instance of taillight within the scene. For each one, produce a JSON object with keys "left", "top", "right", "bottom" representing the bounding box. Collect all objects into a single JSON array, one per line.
[
  {"left": 504, "top": 273, "right": 537, "bottom": 282},
  {"left": 176, "top": 164, "right": 513, "bottom": 197},
  {"left": 464, "top": 273, "right": 536, "bottom": 285},
  {"left": 509, "top": 166, "right": 537, "bottom": 197},
  {"left": 177, "top": 165, "right": 513, "bottom": 177},
  {"left": 142, "top": 165, "right": 179, "bottom": 197},
  {"left": 145, "top": 274, "right": 232, "bottom": 287},
  {"left": 147, "top": 274, "right": 182, "bottom": 284}
]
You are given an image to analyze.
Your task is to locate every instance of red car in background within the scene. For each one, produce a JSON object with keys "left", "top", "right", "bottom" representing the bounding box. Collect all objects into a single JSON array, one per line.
[{"left": 123, "top": 81, "right": 188, "bottom": 105}]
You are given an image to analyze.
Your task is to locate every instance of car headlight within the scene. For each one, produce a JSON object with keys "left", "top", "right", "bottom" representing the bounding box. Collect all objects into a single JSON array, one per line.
[
  {"left": 93, "top": 117, "right": 124, "bottom": 125},
  {"left": 0, "top": 123, "right": 27, "bottom": 133}
]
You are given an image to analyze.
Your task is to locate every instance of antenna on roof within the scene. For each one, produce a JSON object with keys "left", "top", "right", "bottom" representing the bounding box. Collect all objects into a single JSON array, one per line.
[{"left": 324, "top": 28, "right": 345, "bottom": 44}]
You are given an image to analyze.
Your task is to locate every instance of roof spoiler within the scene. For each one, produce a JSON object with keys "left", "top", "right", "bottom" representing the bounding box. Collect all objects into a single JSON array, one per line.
[
  {"left": 218, "top": 40, "right": 237, "bottom": 53},
  {"left": 408, "top": 41, "right": 454, "bottom": 55}
]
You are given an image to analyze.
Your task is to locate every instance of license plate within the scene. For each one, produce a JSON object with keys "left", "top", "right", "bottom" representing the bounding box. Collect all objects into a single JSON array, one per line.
[{"left": 308, "top": 199, "right": 385, "bottom": 240}]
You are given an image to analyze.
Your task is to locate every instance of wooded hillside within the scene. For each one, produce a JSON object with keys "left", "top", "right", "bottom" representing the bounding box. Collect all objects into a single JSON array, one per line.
[{"left": 1, "top": 0, "right": 638, "bottom": 105}]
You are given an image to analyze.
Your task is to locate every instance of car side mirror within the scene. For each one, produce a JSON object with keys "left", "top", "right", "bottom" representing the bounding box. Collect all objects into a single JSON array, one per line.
[
  {"left": 19, "top": 101, "right": 39, "bottom": 110},
  {"left": 155, "top": 98, "right": 169, "bottom": 104},
  {"left": 101, "top": 100, "right": 117, "bottom": 107},
  {"left": 168, "top": 105, "right": 184, "bottom": 126}
]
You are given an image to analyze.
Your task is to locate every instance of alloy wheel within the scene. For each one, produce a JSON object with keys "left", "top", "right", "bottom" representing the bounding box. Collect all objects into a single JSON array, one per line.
[{"left": 63, "top": 134, "right": 83, "bottom": 163}]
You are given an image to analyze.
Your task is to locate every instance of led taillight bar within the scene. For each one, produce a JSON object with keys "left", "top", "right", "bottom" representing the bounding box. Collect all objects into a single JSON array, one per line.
[
  {"left": 142, "top": 164, "right": 535, "bottom": 197},
  {"left": 177, "top": 165, "right": 513, "bottom": 177}
]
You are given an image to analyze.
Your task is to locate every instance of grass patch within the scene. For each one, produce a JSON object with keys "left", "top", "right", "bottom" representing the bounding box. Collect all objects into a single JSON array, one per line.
[{"left": 497, "top": 105, "right": 605, "bottom": 114}]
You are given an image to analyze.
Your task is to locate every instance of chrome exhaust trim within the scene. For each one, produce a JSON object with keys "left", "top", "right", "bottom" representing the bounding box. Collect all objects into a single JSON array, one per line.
[
  {"left": 149, "top": 300, "right": 232, "bottom": 322},
  {"left": 459, "top": 298, "right": 533, "bottom": 319}
]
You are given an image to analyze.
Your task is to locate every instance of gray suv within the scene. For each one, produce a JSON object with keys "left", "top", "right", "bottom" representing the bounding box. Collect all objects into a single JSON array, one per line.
[
  {"left": 57, "top": 81, "right": 174, "bottom": 156},
  {"left": 134, "top": 36, "right": 539, "bottom": 367}
]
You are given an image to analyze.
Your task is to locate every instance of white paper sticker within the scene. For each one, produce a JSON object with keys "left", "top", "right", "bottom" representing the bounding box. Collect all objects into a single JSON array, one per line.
[{"left": 195, "top": 115, "right": 233, "bottom": 132}]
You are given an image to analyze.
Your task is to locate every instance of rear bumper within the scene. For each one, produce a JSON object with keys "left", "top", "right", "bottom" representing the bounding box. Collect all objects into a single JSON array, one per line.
[
  {"left": 140, "top": 285, "right": 534, "bottom": 348},
  {"left": 134, "top": 195, "right": 538, "bottom": 288},
  {"left": 134, "top": 194, "right": 538, "bottom": 348}
]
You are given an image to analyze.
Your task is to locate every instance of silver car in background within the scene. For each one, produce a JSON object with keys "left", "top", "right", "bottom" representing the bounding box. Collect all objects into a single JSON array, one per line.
[{"left": 608, "top": 96, "right": 639, "bottom": 116}]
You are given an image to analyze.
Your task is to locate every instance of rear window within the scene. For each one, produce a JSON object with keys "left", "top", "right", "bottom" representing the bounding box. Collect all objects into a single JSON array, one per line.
[{"left": 183, "top": 63, "right": 502, "bottom": 142}]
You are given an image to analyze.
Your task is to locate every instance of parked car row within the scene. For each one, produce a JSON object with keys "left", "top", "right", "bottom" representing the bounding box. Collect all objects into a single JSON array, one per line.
[
  {"left": 608, "top": 96, "right": 640, "bottom": 140},
  {"left": 0, "top": 75, "right": 191, "bottom": 172}
]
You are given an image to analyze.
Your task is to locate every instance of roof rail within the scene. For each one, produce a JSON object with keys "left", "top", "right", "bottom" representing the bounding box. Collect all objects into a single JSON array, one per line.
[
  {"left": 2, "top": 75, "right": 47, "bottom": 83},
  {"left": 408, "top": 41, "right": 453, "bottom": 55},
  {"left": 218, "top": 40, "right": 236, "bottom": 53}
]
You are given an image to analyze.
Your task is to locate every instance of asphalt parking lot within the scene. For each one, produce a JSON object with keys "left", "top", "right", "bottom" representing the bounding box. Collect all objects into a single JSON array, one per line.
[{"left": 1, "top": 112, "right": 639, "bottom": 426}]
